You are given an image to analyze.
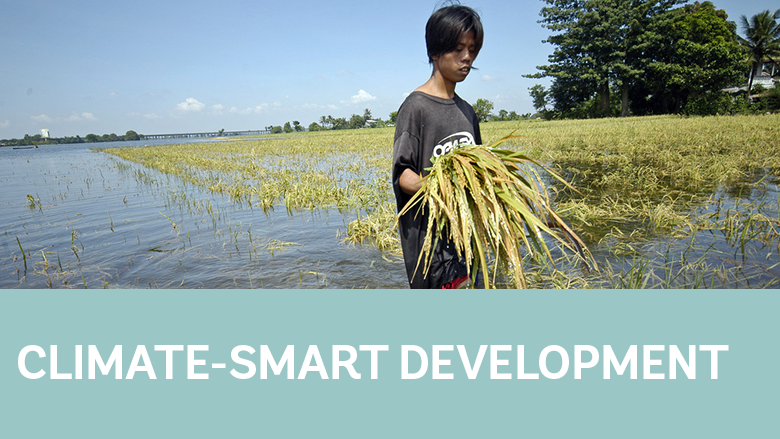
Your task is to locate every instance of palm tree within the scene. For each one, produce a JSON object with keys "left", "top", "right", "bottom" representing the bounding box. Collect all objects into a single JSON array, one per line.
[{"left": 738, "top": 9, "right": 780, "bottom": 100}]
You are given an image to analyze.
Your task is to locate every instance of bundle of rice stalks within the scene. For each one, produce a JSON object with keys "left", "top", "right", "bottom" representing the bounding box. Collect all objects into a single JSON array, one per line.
[{"left": 398, "top": 134, "right": 595, "bottom": 288}]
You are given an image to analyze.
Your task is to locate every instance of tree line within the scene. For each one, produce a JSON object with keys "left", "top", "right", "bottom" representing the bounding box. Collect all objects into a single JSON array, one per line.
[
  {"left": 270, "top": 100, "right": 534, "bottom": 134},
  {"left": 526, "top": 1, "right": 780, "bottom": 118},
  {"left": 1, "top": 130, "right": 141, "bottom": 146},
  {"left": 268, "top": 109, "right": 393, "bottom": 133}
]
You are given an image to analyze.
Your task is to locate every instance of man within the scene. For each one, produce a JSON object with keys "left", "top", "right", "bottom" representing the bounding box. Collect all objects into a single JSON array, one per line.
[{"left": 392, "top": 4, "right": 484, "bottom": 288}]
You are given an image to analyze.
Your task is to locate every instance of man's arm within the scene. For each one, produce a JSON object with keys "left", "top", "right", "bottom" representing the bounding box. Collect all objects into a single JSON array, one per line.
[{"left": 399, "top": 168, "right": 423, "bottom": 196}]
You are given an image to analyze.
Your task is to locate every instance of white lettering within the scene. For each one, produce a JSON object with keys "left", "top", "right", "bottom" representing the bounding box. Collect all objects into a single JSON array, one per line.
[
  {"left": 604, "top": 345, "right": 637, "bottom": 379},
  {"left": 359, "top": 345, "right": 388, "bottom": 380},
  {"left": 298, "top": 345, "right": 328, "bottom": 379},
  {"left": 18, "top": 345, "right": 46, "bottom": 379},
  {"left": 402, "top": 345, "right": 428, "bottom": 379},
  {"left": 540, "top": 345, "right": 569, "bottom": 379},
  {"left": 491, "top": 345, "right": 512, "bottom": 379},
  {"left": 332, "top": 345, "right": 360, "bottom": 379},
  {"left": 458, "top": 345, "right": 487, "bottom": 379},
  {"left": 126, "top": 345, "right": 156, "bottom": 379},
  {"left": 230, "top": 345, "right": 256, "bottom": 379},
  {"left": 643, "top": 345, "right": 665, "bottom": 379},
  {"left": 261, "top": 345, "right": 294, "bottom": 379},
  {"left": 154, "top": 345, "right": 184, "bottom": 379},
  {"left": 187, "top": 345, "right": 208, "bottom": 380}
]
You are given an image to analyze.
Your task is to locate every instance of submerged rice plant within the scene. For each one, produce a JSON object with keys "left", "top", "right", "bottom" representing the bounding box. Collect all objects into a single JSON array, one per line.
[{"left": 399, "top": 134, "right": 594, "bottom": 288}]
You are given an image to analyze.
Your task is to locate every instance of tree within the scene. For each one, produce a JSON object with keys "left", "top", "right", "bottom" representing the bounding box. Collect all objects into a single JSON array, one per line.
[
  {"left": 533, "top": 0, "right": 684, "bottom": 117},
  {"left": 271, "top": 126, "right": 283, "bottom": 134},
  {"left": 283, "top": 121, "right": 293, "bottom": 133},
  {"left": 363, "top": 108, "right": 373, "bottom": 121},
  {"left": 125, "top": 130, "right": 140, "bottom": 141},
  {"left": 319, "top": 115, "right": 333, "bottom": 129},
  {"left": 331, "top": 117, "right": 348, "bottom": 130},
  {"left": 293, "top": 121, "right": 303, "bottom": 132},
  {"left": 349, "top": 114, "right": 365, "bottom": 129},
  {"left": 217, "top": 128, "right": 225, "bottom": 136},
  {"left": 528, "top": 84, "right": 549, "bottom": 112},
  {"left": 634, "top": 1, "right": 744, "bottom": 114},
  {"left": 472, "top": 98, "right": 494, "bottom": 122},
  {"left": 309, "top": 122, "right": 323, "bottom": 131},
  {"left": 388, "top": 111, "right": 398, "bottom": 124},
  {"left": 738, "top": 9, "right": 780, "bottom": 101}
]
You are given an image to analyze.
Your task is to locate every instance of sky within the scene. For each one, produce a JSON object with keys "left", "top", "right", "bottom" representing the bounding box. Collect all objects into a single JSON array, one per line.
[{"left": 0, "top": 0, "right": 775, "bottom": 139}]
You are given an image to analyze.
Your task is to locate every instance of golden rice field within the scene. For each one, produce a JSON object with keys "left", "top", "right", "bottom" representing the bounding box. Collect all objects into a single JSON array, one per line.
[{"left": 100, "top": 113, "right": 780, "bottom": 288}]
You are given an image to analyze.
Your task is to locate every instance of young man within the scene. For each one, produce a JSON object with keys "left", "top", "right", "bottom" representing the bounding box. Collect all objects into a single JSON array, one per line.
[{"left": 392, "top": 5, "right": 484, "bottom": 288}]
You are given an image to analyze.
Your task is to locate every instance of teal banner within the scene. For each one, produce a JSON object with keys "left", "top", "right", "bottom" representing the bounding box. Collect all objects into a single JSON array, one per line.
[{"left": 2, "top": 290, "right": 777, "bottom": 437}]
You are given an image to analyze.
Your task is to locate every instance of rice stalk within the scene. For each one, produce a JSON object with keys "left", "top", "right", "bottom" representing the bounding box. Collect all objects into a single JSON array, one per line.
[{"left": 398, "top": 134, "right": 595, "bottom": 288}]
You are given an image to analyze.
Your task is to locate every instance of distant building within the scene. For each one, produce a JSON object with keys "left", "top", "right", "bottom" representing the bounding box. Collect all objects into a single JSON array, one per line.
[
  {"left": 41, "top": 129, "right": 50, "bottom": 138},
  {"left": 753, "top": 71, "right": 777, "bottom": 89}
]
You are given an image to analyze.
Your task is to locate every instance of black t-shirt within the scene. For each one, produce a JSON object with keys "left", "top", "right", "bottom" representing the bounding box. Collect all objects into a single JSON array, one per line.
[{"left": 392, "top": 91, "right": 482, "bottom": 288}]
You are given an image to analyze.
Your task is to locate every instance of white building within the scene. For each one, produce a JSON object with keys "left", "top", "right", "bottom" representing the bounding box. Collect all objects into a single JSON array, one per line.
[{"left": 41, "top": 129, "right": 50, "bottom": 138}]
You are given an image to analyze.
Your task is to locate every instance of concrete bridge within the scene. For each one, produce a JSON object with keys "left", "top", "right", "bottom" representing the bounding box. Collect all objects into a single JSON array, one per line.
[{"left": 142, "top": 129, "right": 270, "bottom": 140}]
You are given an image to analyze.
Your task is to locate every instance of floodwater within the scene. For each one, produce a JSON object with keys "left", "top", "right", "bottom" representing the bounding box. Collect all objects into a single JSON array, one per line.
[
  {"left": 2, "top": 140, "right": 779, "bottom": 289},
  {"left": 1, "top": 140, "right": 408, "bottom": 288}
]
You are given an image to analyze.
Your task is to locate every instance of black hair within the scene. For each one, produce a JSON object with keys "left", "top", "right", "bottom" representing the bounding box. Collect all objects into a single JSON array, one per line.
[{"left": 425, "top": 4, "right": 484, "bottom": 64}]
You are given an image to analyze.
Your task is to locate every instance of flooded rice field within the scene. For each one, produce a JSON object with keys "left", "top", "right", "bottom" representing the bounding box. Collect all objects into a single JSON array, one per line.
[
  {"left": 3, "top": 116, "right": 780, "bottom": 288},
  {"left": 1, "top": 140, "right": 407, "bottom": 288}
]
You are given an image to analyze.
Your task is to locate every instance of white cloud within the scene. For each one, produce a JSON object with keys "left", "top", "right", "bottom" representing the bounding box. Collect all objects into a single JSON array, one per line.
[
  {"left": 32, "top": 114, "right": 52, "bottom": 123},
  {"left": 0, "top": 120, "right": 9, "bottom": 128},
  {"left": 229, "top": 104, "right": 269, "bottom": 115},
  {"left": 108, "top": 91, "right": 117, "bottom": 97},
  {"left": 336, "top": 70, "right": 353, "bottom": 76},
  {"left": 144, "top": 113, "right": 160, "bottom": 119},
  {"left": 176, "top": 97, "right": 205, "bottom": 112},
  {"left": 211, "top": 104, "right": 225, "bottom": 115},
  {"left": 64, "top": 112, "right": 98, "bottom": 122},
  {"left": 350, "top": 89, "right": 377, "bottom": 104}
]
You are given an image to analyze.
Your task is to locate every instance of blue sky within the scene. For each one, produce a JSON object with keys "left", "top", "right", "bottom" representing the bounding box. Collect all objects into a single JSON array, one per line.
[{"left": 0, "top": 0, "right": 775, "bottom": 138}]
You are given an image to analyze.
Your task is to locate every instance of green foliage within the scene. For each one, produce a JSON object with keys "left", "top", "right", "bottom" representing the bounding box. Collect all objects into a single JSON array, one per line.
[
  {"left": 532, "top": 0, "right": 746, "bottom": 118},
  {"left": 491, "top": 109, "right": 529, "bottom": 121},
  {"left": 388, "top": 111, "right": 398, "bottom": 124},
  {"left": 349, "top": 114, "right": 365, "bottom": 129},
  {"left": 528, "top": 84, "right": 549, "bottom": 113},
  {"left": 472, "top": 98, "right": 494, "bottom": 122},
  {"left": 283, "top": 122, "right": 293, "bottom": 133},
  {"left": 308, "top": 122, "right": 323, "bottom": 131},
  {"left": 638, "top": 1, "right": 745, "bottom": 115},
  {"left": 331, "top": 117, "right": 348, "bottom": 130},
  {"left": 534, "top": 0, "right": 683, "bottom": 117}
]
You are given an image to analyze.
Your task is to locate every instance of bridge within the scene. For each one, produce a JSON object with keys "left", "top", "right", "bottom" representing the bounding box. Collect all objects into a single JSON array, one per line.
[{"left": 142, "top": 129, "right": 270, "bottom": 140}]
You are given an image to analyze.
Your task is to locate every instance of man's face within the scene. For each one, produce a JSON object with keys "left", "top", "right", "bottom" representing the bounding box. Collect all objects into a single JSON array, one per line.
[{"left": 432, "top": 31, "right": 478, "bottom": 86}]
